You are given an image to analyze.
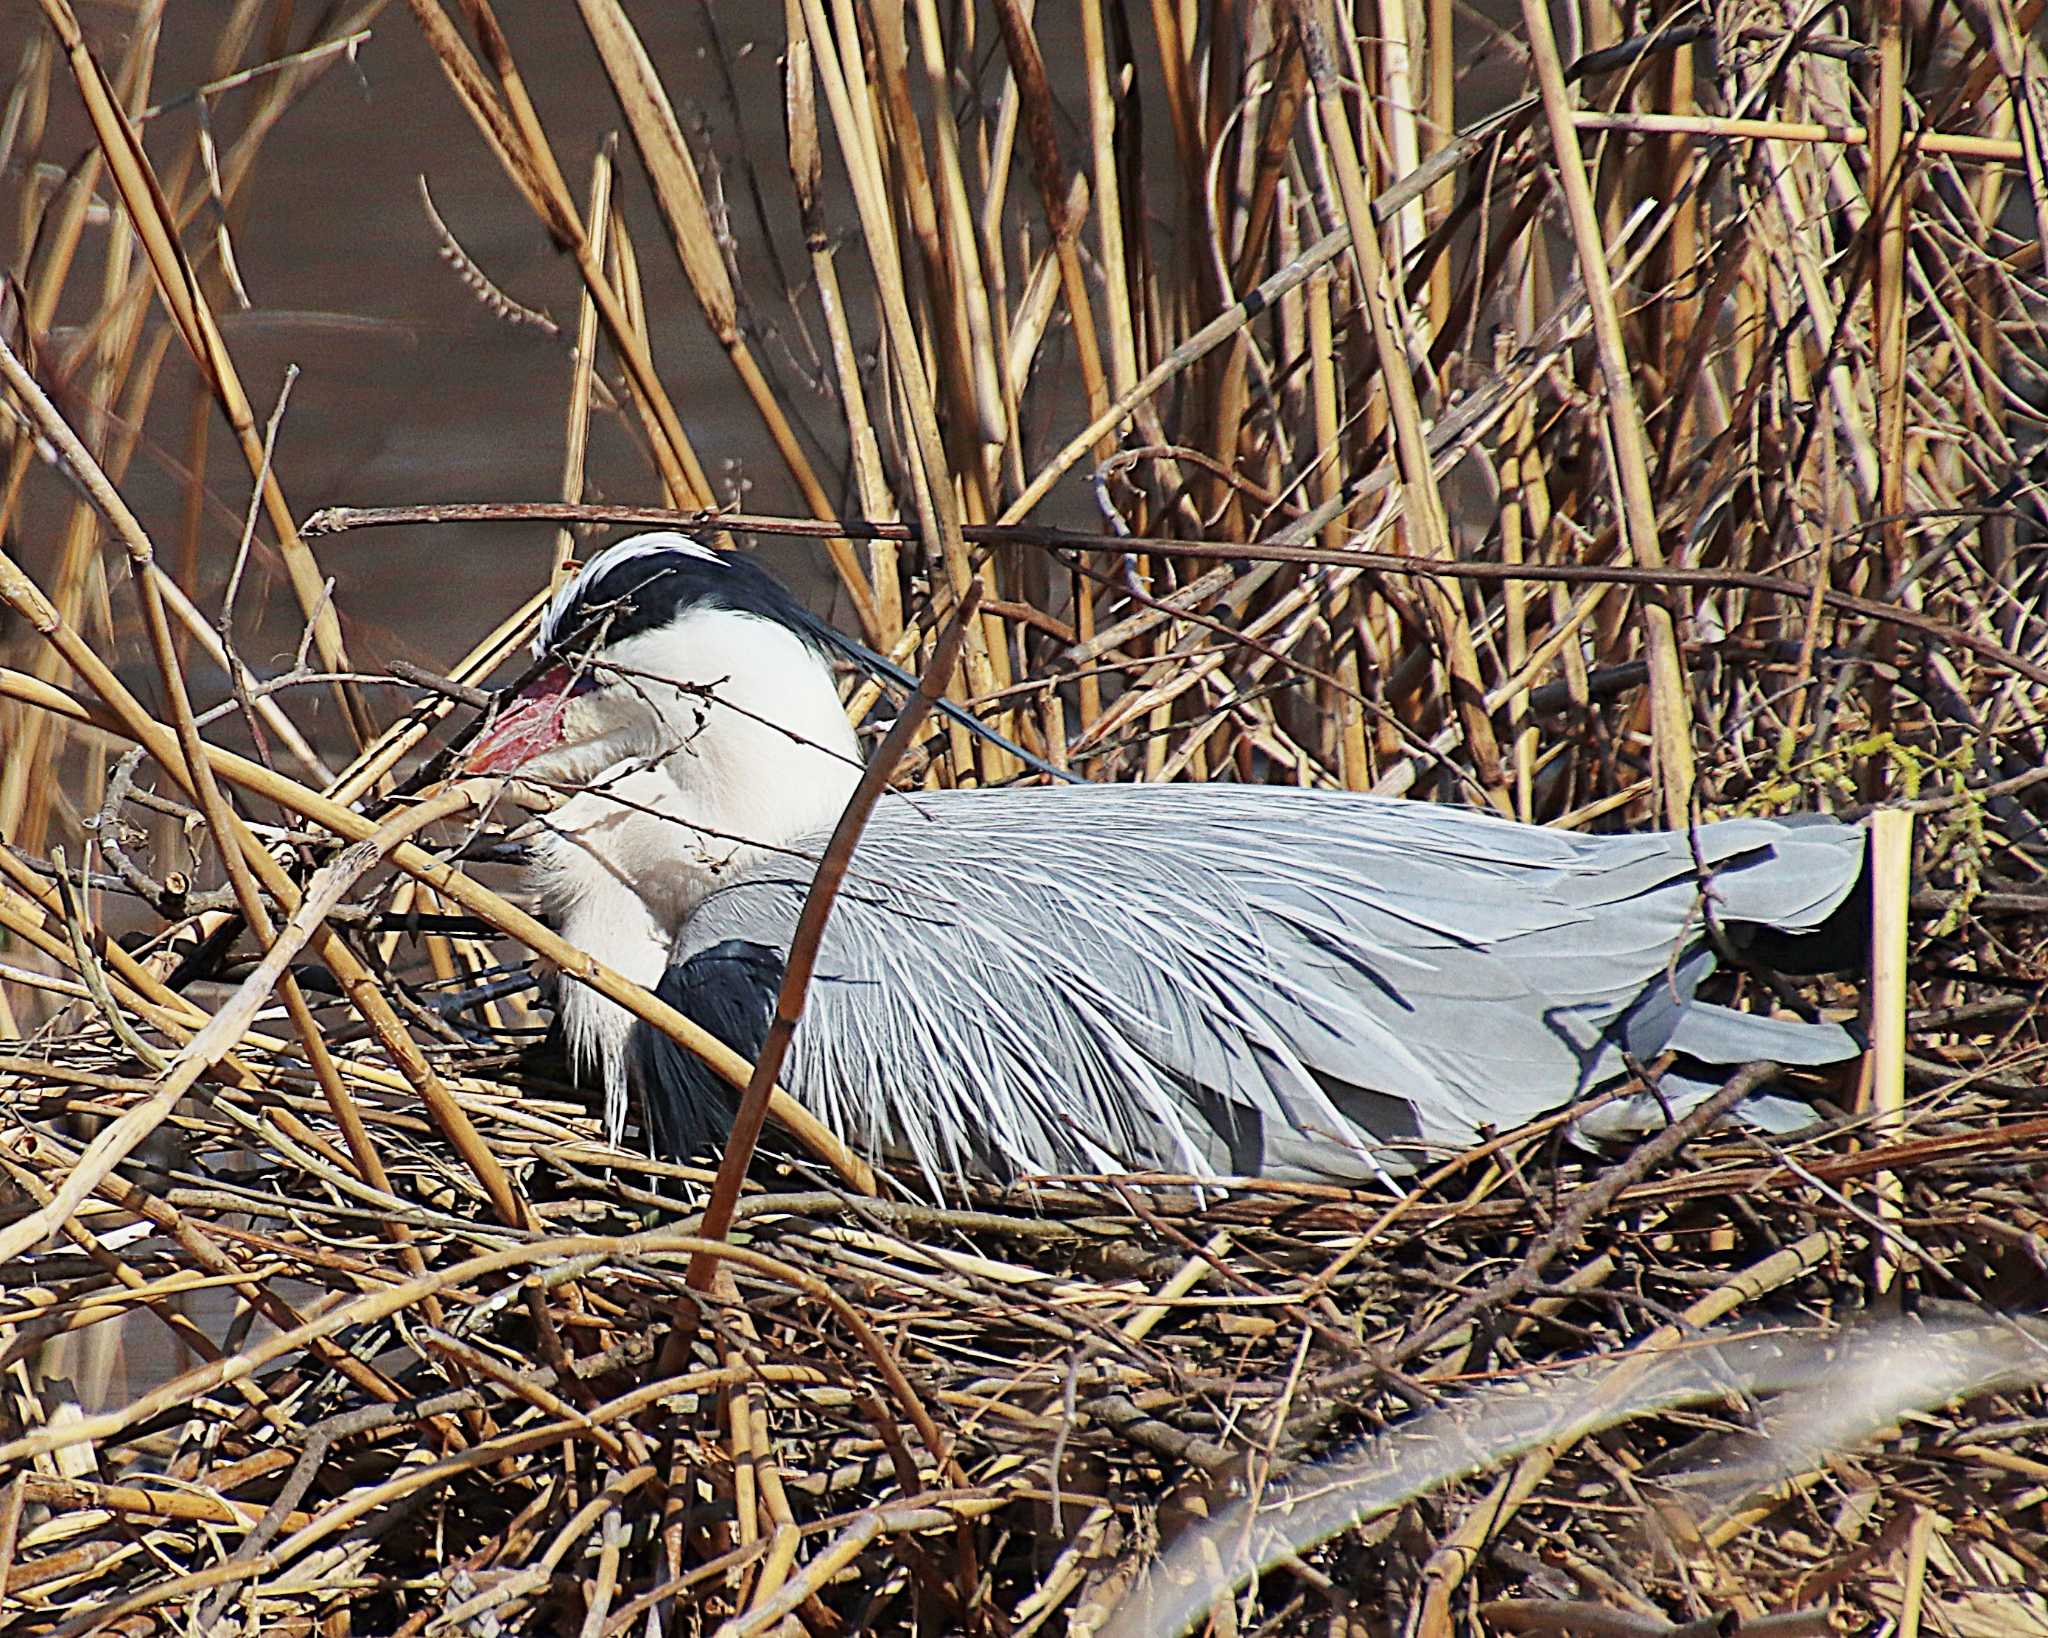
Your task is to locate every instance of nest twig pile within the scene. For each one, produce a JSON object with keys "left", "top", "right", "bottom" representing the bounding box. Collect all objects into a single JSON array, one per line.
[
  {"left": 0, "top": 0, "right": 2044, "bottom": 1632},
  {"left": 2, "top": 1021, "right": 2047, "bottom": 1635}
]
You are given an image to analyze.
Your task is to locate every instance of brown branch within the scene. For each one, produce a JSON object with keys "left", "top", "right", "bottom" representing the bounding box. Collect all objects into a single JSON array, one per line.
[
  {"left": 685, "top": 583, "right": 982, "bottom": 1286},
  {"left": 299, "top": 501, "right": 2048, "bottom": 692}
]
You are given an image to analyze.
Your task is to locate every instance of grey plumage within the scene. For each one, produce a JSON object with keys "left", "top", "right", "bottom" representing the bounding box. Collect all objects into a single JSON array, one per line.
[
  {"left": 472, "top": 531, "right": 1870, "bottom": 1189},
  {"left": 634, "top": 783, "right": 1866, "bottom": 1185}
]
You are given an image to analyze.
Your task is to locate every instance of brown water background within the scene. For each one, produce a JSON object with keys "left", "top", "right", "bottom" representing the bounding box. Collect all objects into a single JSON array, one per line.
[{"left": 5, "top": 0, "right": 854, "bottom": 719}]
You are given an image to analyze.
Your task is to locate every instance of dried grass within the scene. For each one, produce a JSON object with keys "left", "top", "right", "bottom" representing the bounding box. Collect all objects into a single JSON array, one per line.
[{"left": 1, "top": 0, "right": 2045, "bottom": 1633}]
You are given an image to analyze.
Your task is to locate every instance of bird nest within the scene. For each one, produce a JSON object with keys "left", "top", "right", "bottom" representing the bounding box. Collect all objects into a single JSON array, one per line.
[{"left": 2, "top": 986, "right": 2046, "bottom": 1636}]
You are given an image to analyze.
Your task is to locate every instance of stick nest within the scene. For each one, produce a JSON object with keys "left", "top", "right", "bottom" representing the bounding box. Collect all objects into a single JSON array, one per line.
[{"left": 2, "top": 990, "right": 2046, "bottom": 1634}]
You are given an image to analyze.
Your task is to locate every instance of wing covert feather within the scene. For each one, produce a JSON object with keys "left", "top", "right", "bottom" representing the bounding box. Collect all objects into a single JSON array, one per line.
[{"left": 649, "top": 787, "right": 1865, "bottom": 1182}]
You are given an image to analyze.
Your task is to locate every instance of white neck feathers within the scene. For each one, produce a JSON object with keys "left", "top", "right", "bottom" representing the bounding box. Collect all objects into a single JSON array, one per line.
[{"left": 528, "top": 605, "right": 861, "bottom": 1139}]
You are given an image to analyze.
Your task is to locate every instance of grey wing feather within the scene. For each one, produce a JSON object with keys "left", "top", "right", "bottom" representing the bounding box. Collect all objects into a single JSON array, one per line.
[
  {"left": 656, "top": 787, "right": 1868, "bottom": 1185},
  {"left": 1664, "top": 1000, "right": 1858, "bottom": 1066}
]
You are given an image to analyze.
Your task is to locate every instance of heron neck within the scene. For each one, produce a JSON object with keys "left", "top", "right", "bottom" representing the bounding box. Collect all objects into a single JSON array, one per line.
[
  {"left": 524, "top": 618, "right": 862, "bottom": 1139},
  {"left": 530, "top": 747, "right": 856, "bottom": 1140},
  {"left": 536, "top": 739, "right": 858, "bottom": 937},
  {"left": 590, "top": 615, "right": 864, "bottom": 911}
]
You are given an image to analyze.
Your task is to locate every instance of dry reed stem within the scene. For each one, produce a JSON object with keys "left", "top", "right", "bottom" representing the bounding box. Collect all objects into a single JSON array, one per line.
[
  {"left": 554, "top": 139, "right": 614, "bottom": 589},
  {"left": 1573, "top": 108, "right": 2032, "bottom": 162},
  {"left": 576, "top": 0, "right": 884, "bottom": 641},
  {"left": 34, "top": 0, "right": 368, "bottom": 745},
  {"left": 1518, "top": 0, "right": 1693, "bottom": 825},
  {"left": 1868, "top": 809, "right": 1913, "bottom": 1294},
  {"left": 796, "top": 0, "right": 1007, "bottom": 753},
  {"left": 1412, "top": 1227, "right": 1841, "bottom": 1627},
  {"left": 297, "top": 500, "right": 2048, "bottom": 694},
  {"left": 862, "top": 0, "right": 997, "bottom": 537},
  {"left": 1298, "top": 0, "right": 1509, "bottom": 808},
  {"left": 0, "top": 529, "right": 527, "bottom": 1225},
  {"left": 784, "top": 2, "right": 901, "bottom": 638},
  {"left": 2, "top": 335, "right": 425, "bottom": 1267},
  {"left": 405, "top": 0, "right": 725, "bottom": 519}
]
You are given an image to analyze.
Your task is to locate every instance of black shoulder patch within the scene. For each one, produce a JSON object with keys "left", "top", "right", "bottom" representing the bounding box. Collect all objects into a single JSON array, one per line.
[{"left": 632, "top": 939, "right": 785, "bottom": 1162}]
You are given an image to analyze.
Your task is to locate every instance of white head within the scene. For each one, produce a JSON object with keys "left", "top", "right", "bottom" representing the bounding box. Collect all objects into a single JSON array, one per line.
[{"left": 464, "top": 533, "right": 863, "bottom": 1133}]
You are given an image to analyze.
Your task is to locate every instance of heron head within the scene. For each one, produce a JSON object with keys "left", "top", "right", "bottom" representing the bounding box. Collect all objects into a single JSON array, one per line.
[{"left": 462, "top": 532, "right": 859, "bottom": 793}]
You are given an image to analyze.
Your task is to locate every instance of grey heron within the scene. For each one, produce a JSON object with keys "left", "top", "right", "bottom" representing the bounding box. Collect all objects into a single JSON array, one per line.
[{"left": 466, "top": 532, "right": 1868, "bottom": 1186}]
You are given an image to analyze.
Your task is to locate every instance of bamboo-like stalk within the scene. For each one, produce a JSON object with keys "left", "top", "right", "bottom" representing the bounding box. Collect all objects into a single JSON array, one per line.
[
  {"left": 1376, "top": 0, "right": 1425, "bottom": 286},
  {"left": 1653, "top": 26, "right": 1699, "bottom": 443},
  {"left": 1497, "top": 333, "right": 1535, "bottom": 822},
  {"left": 1517, "top": 0, "right": 1694, "bottom": 826},
  {"left": 1424, "top": 0, "right": 1453, "bottom": 333},
  {"left": 603, "top": 177, "right": 681, "bottom": 513},
  {"left": 1081, "top": 0, "right": 1140, "bottom": 403},
  {"left": 907, "top": 0, "right": 1008, "bottom": 452},
  {"left": 1865, "top": 0, "right": 1910, "bottom": 797},
  {"left": 990, "top": 0, "right": 1114, "bottom": 452},
  {"left": 1867, "top": 808, "right": 1912, "bottom": 1293},
  {"left": 863, "top": 0, "right": 1000, "bottom": 535}
]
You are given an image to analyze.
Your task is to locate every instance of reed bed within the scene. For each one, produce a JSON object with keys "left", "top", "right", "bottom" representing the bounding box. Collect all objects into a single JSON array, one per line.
[{"left": 0, "top": 0, "right": 2044, "bottom": 1632}]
